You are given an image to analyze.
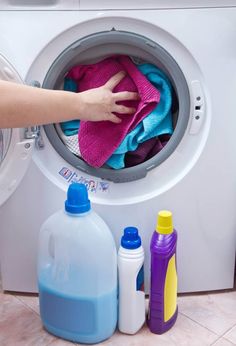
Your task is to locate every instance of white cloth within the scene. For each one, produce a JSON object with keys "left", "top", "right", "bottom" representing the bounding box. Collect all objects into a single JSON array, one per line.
[{"left": 55, "top": 124, "right": 81, "bottom": 157}]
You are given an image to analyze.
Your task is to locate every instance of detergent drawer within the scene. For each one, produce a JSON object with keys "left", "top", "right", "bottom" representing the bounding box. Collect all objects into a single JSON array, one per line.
[{"left": 80, "top": 0, "right": 236, "bottom": 10}]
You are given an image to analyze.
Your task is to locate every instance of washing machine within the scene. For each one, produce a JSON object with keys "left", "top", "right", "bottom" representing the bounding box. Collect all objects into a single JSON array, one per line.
[{"left": 0, "top": 0, "right": 236, "bottom": 294}]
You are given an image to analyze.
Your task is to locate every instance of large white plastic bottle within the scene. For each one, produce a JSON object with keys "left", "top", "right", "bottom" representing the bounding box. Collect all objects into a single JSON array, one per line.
[
  {"left": 118, "top": 227, "right": 145, "bottom": 334},
  {"left": 38, "top": 183, "right": 117, "bottom": 344}
]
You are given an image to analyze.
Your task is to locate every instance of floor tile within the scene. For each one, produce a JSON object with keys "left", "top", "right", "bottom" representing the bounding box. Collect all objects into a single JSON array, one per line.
[
  {"left": 48, "top": 339, "right": 76, "bottom": 345},
  {"left": 211, "top": 337, "right": 235, "bottom": 346},
  {"left": 97, "top": 314, "right": 218, "bottom": 346},
  {"left": 178, "top": 291, "right": 236, "bottom": 336},
  {"left": 15, "top": 293, "right": 39, "bottom": 315},
  {"left": 0, "top": 292, "right": 55, "bottom": 346},
  {"left": 224, "top": 324, "right": 236, "bottom": 345},
  {"left": 0, "top": 289, "right": 230, "bottom": 346}
]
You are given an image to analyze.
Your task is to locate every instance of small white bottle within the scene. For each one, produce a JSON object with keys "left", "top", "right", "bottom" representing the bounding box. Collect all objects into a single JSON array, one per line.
[{"left": 118, "top": 227, "right": 145, "bottom": 334}]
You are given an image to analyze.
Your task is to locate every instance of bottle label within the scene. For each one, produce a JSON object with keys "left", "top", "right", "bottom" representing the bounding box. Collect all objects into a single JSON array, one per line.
[
  {"left": 164, "top": 254, "right": 177, "bottom": 322},
  {"left": 136, "top": 265, "right": 144, "bottom": 291}
]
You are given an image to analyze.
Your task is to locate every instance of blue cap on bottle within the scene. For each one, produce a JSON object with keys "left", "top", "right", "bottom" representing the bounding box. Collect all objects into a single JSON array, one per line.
[
  {"left": 121, "top": 227, "right": 141, "bottom": 249},
  {"left": 65, "top": 183, "right": 91, "bottom": 214}
]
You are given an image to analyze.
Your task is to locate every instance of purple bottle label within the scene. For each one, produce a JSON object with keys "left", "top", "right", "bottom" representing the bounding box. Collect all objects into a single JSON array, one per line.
[{"left": 136, "top": 265, "right": 144, "bottom": 291}]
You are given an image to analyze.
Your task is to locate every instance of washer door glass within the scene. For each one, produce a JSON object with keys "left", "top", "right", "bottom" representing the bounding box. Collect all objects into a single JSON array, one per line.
[{"left": 0, "top": 129, "right": 11, "bottom": 166}]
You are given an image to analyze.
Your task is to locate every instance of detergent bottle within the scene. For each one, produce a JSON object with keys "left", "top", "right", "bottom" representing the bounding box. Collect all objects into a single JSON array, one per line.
[
  {"left": 118, "top": 227, "right": 145, "bottom": 334},
  {"left": 148, "top": 210, "right": 178, "bottom": 334},
  {"left": 38, "top": 183, "right": 117, "bottom": 344}
]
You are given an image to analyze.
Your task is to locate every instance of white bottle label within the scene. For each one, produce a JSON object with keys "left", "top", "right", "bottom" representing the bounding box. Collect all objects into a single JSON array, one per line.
[{"left": 136, "top": 265, "right": 144, "bottom": 291}]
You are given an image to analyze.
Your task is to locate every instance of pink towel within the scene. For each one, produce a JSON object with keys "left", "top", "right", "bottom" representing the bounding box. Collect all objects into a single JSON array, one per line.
[{"left": 67, "top": 56, "right": 160, "bottom": 167}]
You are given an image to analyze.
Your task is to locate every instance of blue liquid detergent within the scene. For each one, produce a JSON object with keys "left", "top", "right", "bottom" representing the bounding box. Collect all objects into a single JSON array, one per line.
[{"left": 39, "top": 280, "right": 117, "bottom": 344}]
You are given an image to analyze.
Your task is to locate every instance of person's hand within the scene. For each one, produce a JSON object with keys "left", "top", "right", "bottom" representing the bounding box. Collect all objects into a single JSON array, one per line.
[{"left": 77, "top": 71, "right": 139, "bottom": 123}]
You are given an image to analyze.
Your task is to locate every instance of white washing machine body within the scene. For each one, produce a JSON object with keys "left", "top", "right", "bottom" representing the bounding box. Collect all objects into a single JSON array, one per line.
[{"left": 0, "top": 1, "right": 236, "bottom": 293}]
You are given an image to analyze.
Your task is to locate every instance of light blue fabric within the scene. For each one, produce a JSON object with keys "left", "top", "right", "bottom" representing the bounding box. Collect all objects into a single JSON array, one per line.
[
  {"left": 60, "top": 78, "right": 80, "bottom": 136},
  {"left": 106, "top": 64, "right": 173, "bottom": 169}
]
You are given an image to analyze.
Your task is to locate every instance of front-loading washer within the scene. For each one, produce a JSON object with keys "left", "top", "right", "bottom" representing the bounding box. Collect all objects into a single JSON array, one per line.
[{"left": 0, "top": 1, "right": 236, "bottom": 293}]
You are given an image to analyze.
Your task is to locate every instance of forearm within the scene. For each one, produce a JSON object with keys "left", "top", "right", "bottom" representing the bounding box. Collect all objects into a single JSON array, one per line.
[
  {"left": 0, "top": 73, "right": 138, "bottom": 128},
  {"left": 0, "top": 81, "right": 81, "bottom": 128}
]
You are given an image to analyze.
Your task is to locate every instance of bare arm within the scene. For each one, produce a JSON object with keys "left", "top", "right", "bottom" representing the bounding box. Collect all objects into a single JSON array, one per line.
[{"left": 0, "top": 71, "right": 138, "bottom": 129}]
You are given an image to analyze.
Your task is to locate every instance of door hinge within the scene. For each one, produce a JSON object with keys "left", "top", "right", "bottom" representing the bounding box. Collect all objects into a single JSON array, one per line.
[
  {"left": 25, "top": 80, "right": 44, "bottom": 149},
  {"left": 25, "top": 126, "right": 44, "bottom": 150}
]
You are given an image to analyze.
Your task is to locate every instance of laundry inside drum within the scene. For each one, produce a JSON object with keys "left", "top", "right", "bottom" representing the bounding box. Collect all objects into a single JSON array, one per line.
[{"left": 55, "top": 54, "right": 179, "bottom": 171}]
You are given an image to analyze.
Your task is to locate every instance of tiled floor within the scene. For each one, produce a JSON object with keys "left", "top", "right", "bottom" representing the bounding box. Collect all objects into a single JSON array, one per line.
[{"left": 1, "top": 285, "right": 236, "bottom": 346}]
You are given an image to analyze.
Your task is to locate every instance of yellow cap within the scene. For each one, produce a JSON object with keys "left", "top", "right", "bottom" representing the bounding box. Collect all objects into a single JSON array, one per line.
[{"left": 156, "top": 210, "right": 173, "bottom": 234}]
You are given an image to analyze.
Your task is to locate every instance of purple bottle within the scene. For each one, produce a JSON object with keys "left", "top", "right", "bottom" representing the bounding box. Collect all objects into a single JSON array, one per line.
[{"left": 148, "top": 210, "right": 178, "bottom": 334}]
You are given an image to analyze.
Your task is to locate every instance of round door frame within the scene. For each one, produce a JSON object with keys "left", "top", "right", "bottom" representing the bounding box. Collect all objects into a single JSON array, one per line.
[{"left": 43, "top": 30, "right": 190, "bottom": 183}]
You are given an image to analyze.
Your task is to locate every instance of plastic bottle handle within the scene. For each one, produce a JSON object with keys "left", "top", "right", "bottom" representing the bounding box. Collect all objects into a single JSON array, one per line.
[{"left": 48, "top": 234, "right": 55, "bottom": 259}]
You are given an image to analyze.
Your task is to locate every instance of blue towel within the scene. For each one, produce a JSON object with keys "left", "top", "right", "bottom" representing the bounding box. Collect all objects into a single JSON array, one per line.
[
  {"left": 106, "top": 64, "right": 173, "bottom": 169},
  {"left": 60, "top": 78, "right": 80, "bottom": 136}
]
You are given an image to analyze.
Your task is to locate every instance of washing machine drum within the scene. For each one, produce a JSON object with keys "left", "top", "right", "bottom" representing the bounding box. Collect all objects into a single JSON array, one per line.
[{"left": 43, "top": 31, "right": 190, "bottom": 183}]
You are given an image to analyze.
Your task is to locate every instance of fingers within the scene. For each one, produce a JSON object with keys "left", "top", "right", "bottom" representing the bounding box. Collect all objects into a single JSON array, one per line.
[
  {"left": 105, "top": 71, "right": 126, "bottom": 90},
  {"left": 109, "top": 113, "right": 122, "bottom": 124},
  {"left": 113, "top": 105, "right": 136, "bottom": 114},
  {"left": 113, "top": 91, "right": 140, "bottom": 102}
]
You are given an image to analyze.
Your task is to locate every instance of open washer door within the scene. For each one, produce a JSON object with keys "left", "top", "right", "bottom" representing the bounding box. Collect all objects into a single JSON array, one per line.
[{"left": 0, "top": 54, "right": 35, "bottom": 206}]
